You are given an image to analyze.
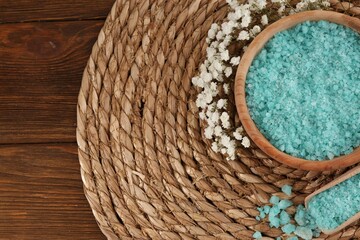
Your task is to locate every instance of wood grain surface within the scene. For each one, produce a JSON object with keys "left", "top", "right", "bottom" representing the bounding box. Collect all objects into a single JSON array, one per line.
[
  {"left": 0, "top": 0, "right": 114, "bottom": 23},
  {"left": 0, "top": 0, "right": 113, "bottom": 239},
  {"left": 0, "top": 20, "right": 103, "bottom": 144},
  {"left": 0, "top": 144, "right": 106, "bottom": 240}
]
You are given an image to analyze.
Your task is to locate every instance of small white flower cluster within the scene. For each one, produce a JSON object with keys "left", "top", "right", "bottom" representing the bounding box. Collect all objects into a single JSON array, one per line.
[
  {"left": 192, "top": 0, "right": 330, "bottom": 160},
  {"left": 295, "top": 0, "right": 331, "bottom": 12}
]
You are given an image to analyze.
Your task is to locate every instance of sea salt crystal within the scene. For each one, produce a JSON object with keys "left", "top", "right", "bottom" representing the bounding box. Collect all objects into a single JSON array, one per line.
[
  {"left": 252, "top": 231, "right": 262, "bottom": 239},
  {"left": 294, "top": 226, "right": 313, "bottom": 240},
  {"left": 281, "top": 223, "right": 296, "bottom": 234},
  {"left": 280, "top": 210, "right": 291, "bottom": 225},
  {"left": 282, "top": 185, "right": 292, "bottom": 196},
  {"left": 270, "top": 195, "right": 280, "bottom": 205}
]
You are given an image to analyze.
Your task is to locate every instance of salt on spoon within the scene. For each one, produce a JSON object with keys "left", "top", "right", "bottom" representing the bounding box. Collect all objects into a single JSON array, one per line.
[{"left": 305, "top": 165, "right": 360, "bottom": 235}]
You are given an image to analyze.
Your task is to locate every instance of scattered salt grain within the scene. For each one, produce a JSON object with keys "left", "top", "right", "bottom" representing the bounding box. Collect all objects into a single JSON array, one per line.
[
  {"left": 278, "top": 199, "right": 293, "bottom": 210},
  {"left": 280, "top": 211, "right": 291, "bottom": 225},
  {"left": 253, "top": 231, "right": 262, "bottom": 239},
  {"left": 287, "top": 237, "right": 299, "bottom": 240},
  {"left": 282, "top": 185, "right": 292, "bottom": 196},
  {"left": 281, "top": 223, "right": 296, "bottom": 234},
  {"left": 294, "top": 226, "right": 313, "bottom": 240},
  {"left": 270, "top": 195, "right": 280, "bottom": 205}
]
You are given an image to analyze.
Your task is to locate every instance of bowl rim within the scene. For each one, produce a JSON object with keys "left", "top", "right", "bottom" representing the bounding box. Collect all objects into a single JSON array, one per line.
[{"left": 234, "top": 10, "right": 360, "bottom": 171}]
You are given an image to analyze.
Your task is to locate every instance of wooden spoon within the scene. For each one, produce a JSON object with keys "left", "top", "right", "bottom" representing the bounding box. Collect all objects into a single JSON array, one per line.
[{"left": 304, "top": 165, "right": 360, "bottom": 234}]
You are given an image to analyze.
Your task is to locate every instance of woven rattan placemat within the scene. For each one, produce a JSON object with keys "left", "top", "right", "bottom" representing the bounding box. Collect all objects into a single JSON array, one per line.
[{"left": 77, "top": 0, "right": 360, "bottom": 239}]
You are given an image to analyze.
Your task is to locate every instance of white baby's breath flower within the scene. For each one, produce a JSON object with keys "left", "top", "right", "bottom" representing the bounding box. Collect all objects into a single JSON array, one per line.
[
  {"left": 296, "top": 1, "right": 309, "bottom": 11},
  {"left": 228, "top": 12, "right": 239, "bottom": 22},
  {"left": 220, "top": 112, "right": 230, "bottom": 129},
  {"left": 215, "top": 73, "right": 224, "bottom": 82},
  {"left": 211, "top": 142, "right": 219, "bottom": 152},
  {"left": 201, "top": 71, "right": 213, "bottom": 84},
  {"left": 208, "top": 28, "right": 217, "bottom": 40},
  {"left": 238, "top": 30, "right": 250, "bottom": 41},
  {"left": 321, "top": 0, "right": 330, "bottom": 7},
  {"left": 233, "top": 7, "right": 243, "bottom": 20},
  {"left": 222, "top": 121, "right": 231, "bottom": 129},
  {"left": 223, "top": 35, "right": 232, "bottom": 46},
  {"left": 202, "top": 88, "right": 213, "bottom": 103},
  {"left": 218, "top": 42, "right": 226, "bottom": 53},
  {"left": 222, "top": 21, "right": 235, "bottom": 35},
  {"left": 242, "top": 136, "right": 251, "bottom": 148},
  {"left": 204, "top": 126, "right": 214, "bottom": 139},
  {"left": 221, "top": 50, "right": 230, "bottom": 61},
  {"left": 216, "top": 30, "right": 224, "bottom": 41},
  {"left": 206, "top": 47, "right": 217, "bottom": 59},
  {"left": 224, "top": 67, "right": 233, "bottom": 77},
  {"left": 223, "top": 83, "right": 229, "bottom": 95},
  {"left": 195, "top": 94, "right": 206, "bottom": 108},
  {"left": 257, "top": 0, "right": 267, "bottom": 9},
  {"left": 230, "top": 56, "right": 241, "bottom": 66},
  {"left": 250, "top": 0, "right": 267, "bottom": 10},
  {"left": 226, "top": 140, "right": 237, "bottom": 160},
  {"left": 233, "top": 131, "right": 243, "bottom": 141},
  {"left": 199, "top": 111, "right": 206, "bottom": 120},
  {"left": 210, "top": 40, "right": 219, "bottom": 50},
  {"left": 238, "top": 3, "right": 251, "bottom": 12},
  {"left": 261, "top": 14, "right": 268, "bottom": 25},
  {"left": 210, "top": 23, "right": 219, "bottom": 31},
  {"left": 220, "top": 135, "right": 231, "bottom": 147},
  {"left": 217, "top": 99, "right": 227, "bottom": 109},
  {"left": 208, "top": 102, "right": 216, "bottom": 112},
  {"left": 241, "top": 12, "right": 252, "bottom": 28},
  {"left": 278, "top": 5, "right": 286, "bottom": 14},
  {"left": 199, "top": 63, "right": 207, "bottom": 72},
  {"left": 210, "top": 82, "right": 218, "bottom": 93},
  {"left": 213, "top": 59, "right": 223, "bottom": 72},
  {"left": 214, "top": 125, "right": 223, "bottom": 137},
  {"left": 226, "top": 0, "right": 239, "bottom": 10},
  {"left": 192, "top": 76, "right": 204, "bottom": 88},
  {"left": 250, "top": 25, "right": 261, "bottom": 37},
  {"left": 233, "top": 127, "right": 244, "bottom": 140},
  {"left": 211, "top": 111, "right": 220, "bottom": 123}
]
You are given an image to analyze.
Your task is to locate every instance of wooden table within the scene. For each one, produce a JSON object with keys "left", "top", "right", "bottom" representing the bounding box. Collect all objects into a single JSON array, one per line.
[{"left": 0, "top": 1, "right": 116, "bottom": 239}]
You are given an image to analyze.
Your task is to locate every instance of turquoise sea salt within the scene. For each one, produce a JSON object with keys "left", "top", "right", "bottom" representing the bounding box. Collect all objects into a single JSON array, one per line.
[
  {"left": 281, "top": 223, "right": 296, "bottom": 234},
  {"left": 307, "top": 173, "right": 360, "bottom": 230},
  {"left": 255, "top": 174, "right": 360, "bottom": 239},
  {"left": 246, "top": 20, "right": 360, "bottom": 160},
  {"left": 253, "top": 231, "right": 262, "bottom": 239},
  {"left": 282, "top": 185, "right": 292, "bottom": 196},
  {"left": 255, "top": 184, "right": 321, "bottom": 239}
]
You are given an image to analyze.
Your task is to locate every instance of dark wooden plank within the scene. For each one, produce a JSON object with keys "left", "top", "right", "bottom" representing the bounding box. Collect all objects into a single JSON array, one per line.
[
  {"left": 0, "top": 20, "right": 103, "bottom": 144},
  {"left": 0, "top": 143, "right": 106, "bottom": 240},
  {"left": 0, "top": 0, "right": 114, "bottom": 23}
]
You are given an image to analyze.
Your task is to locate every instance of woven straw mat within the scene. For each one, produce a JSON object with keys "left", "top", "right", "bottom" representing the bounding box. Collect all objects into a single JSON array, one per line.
[{"left": 77, "top": 0, "right": 360, "bottom": 239}]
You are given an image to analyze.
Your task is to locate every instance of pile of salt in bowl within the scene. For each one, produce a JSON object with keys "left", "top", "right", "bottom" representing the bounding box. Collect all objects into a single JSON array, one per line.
[
  {"left": 308, "top": 173, "right": 360, "bottom": 231},
  {"left": 254, "top": 173, "right": 360, "bottom": 239},
  {"left": 246, "top": 20, "right": 360, "bottom": 161}
]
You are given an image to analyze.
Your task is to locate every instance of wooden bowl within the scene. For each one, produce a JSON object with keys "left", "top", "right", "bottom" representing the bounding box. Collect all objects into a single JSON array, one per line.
[
  {"left": 234, "top": 10, "right": 360, "bottom": 171},
  {"left": 305, "top": 165, "right": 360, "bottom": 234}
]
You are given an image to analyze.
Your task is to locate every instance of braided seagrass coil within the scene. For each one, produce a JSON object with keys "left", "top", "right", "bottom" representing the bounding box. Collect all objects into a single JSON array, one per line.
[{"left": 77, "top": 0, "right": 360, "bottom": 239}]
